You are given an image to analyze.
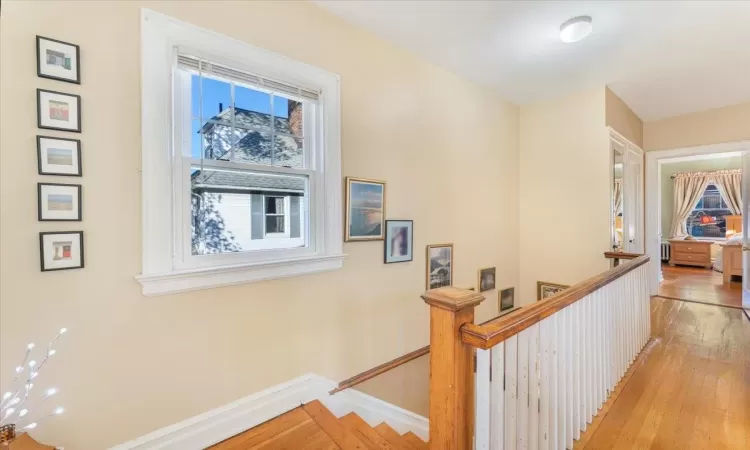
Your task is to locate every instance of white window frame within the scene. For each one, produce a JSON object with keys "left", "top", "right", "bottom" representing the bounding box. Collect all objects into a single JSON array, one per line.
[
  {"left": 263, "top": 195, "right": 291, "bottom": 238},
  {"left": 137, "top": 9, "right": 343, "bottom": 296},
  {"left": 688, "top": 182, "right": 732, "bottom": 242}
]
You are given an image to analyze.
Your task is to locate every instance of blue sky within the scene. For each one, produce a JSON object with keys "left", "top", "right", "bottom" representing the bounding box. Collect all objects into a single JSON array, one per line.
[{"left": 190, "top": 75, "right": 290, "bottom": 158}]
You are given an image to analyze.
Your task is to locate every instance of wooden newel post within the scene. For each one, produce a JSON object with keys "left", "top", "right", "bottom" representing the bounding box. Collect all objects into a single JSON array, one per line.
[{"left": 421, "top": 286, "right": 485, "bottom": 449}]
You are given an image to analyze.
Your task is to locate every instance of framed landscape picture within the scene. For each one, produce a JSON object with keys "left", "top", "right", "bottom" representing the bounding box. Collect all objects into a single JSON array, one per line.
[
  {"left": 478, "top": 267, "right": 496, "bottom": 292},
  {"left": 36, "top": 36, "right": 80, "bottom": 84},
  {"left": 38, "top": 182, "right": 82, "bottom": 221},
  {"left": 384, "top": 220, "right": 413, "bottom": 263},
  {"left": 345, "top": 177, "right": 385, "bottom": 241},
  {"left": 37, "top": 136, "right": 81, "bottom": 176},
  {"left": 499, "top": 287, "right": 515, "bottom": 312},
  {"left": 537, "top": 281, "right": 570, "bottom": 301},
  {"left": 37, "top": 89, "right": 81, "bottom": 132},
  {"left": 39, "top": 231, "right": 84, "bottom": 271},
  {"left": 426, "top": 243, "right": 453, "bottom": 290}
]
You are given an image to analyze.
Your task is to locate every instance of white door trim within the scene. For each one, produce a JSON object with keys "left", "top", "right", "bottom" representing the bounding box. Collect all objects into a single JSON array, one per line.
[{"left": 645, "top": 140, "right": 750, "bottom": 295}]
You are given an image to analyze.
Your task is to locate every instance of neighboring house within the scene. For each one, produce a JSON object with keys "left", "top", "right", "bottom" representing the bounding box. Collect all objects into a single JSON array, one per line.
[{"left": 191, "top": 105, "right": 305, "bottom": 254}]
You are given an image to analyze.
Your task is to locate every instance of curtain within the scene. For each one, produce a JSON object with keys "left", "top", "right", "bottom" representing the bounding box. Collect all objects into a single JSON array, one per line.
[
  {"left": 669, "top": 172, "right": 710, "bottom": 238},
  {"left": 713, "top": 169, "right": 742, "bottom": 215},
  {"left": 614, "top": 178, "right": 623, "bottom": 215}
]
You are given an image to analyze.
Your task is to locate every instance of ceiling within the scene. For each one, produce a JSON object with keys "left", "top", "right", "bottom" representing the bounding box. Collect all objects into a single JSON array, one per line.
[{"left": 314, "top": 1, "right": 750, "bottom": 121}]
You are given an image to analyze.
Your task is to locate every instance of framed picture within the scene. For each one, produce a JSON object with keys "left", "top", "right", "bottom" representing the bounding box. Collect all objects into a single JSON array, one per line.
[
  {"left": 426, "top": 243, "right": 453, "bottom": 290},
  {"left": 37, "top": 136, "right": 81, "bottom": 176},
  {"left": 345, "top": 177, "right": 385, "bottom": 241},
  {"left": 537, "top": 281, "right": 570, "bottom": 301},
  {"left": 36, "top": 36, "right": 80, "bottom": 84},
  {"left": 477, "top": 267, "right": 496, "bottom": 292},
  {"left": 384, "top": 220, "right": 413, "bottom": 263},
  {"left": 40, "top": 231, "right": 84, "bottom": 271},
  {"left": 37, "top": 89, "right": 81, "bottom": 132},
  {"left": 499, "top": 287, "right": 515, "bottom": 312},
  {"left": 38, "top": 183, "right": 82, "bottom": 221}
]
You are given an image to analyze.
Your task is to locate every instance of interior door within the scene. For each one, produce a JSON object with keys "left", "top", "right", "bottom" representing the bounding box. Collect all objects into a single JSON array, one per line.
[
  {"left": 623, "top": 145, "right": 644, "bottom": 253},
  {"left": 743, "top": 151, "right": 750, "bottom": 309}
]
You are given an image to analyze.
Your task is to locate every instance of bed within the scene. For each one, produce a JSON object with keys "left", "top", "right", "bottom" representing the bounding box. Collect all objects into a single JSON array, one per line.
[{"left": 720, "top": 242, "right": 743, "bottom": 284}]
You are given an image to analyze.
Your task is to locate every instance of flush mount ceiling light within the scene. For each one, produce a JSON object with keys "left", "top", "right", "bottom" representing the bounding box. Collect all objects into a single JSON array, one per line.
[{"left": 560, "top": 16, "right": 593, "bottom": 43}]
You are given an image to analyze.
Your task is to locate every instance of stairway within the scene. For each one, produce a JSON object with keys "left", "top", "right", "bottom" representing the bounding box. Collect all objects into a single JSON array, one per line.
[{"left": 208, "top": 400, "right": 428, "bottom": 449}]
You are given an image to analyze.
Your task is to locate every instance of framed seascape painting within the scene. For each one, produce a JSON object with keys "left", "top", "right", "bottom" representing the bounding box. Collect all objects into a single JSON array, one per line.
[
  {"left": 537, "top": 281, "right": 570, "bottom": 301},
  {"left": 426, "top": 243, "right": 453, "bottom": 290},
  {"left": 38, "top": 182, "right": 82, "bottom": 221},
  {"left": 36, "top": 36, "right": 80, "bottom": 84},
  {"left": 477, "top": 267, "right": 496, "bottom": 292},
  {"left": 384, "top": 220, "right": 413, "bottom": 263},
  {"left": 499, "top": 287, "right": 515, "bottom": 312},
  {"left": 37, "top": 136, "right": 81, "bottom": 176},
  {"left": 345, "top": 177, "right": 385, "bottom": 242},
  {"left": 39, "top": 231, "right": 84, "bottom": 271},
  {"left": 37, "top": 89, "right": 81, "bottom": 133}
]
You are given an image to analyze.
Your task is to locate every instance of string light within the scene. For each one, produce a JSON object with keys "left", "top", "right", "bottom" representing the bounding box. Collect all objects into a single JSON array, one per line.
[
  {"left": 23, "top": 423, "right": 37, "bottom": 430},
  {"left": 18, "top": 409, "right": 28, "bottom": 418},
  {"left": 1, "top": 393, "right": 10, "bottom": 401},
  {"left": 45, "top": 388, "right": 57, "bottom": 398}
]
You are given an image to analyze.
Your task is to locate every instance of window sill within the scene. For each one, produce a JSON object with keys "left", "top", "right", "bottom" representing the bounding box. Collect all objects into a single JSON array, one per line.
[{"left": 136, "top": 253, "right": 346, "bottom": 296}]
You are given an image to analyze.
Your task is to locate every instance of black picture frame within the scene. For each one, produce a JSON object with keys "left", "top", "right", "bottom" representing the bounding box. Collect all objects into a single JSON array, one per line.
[
  {"left": 37, "top": 135, "right": 82, "bottom": 176},
  {"left": 38, "top": 182, "right": 82, "bottom": 221},
  {"left": 39, "top": 231, "right": 84, "bottom": 272},
  {"left": 36, "top": 36, "right": 81, "bottom": 84},
  {"left": 37, "top": 88, "right": 82, "bottom": 133},
  {"left": 499, "top": 287, "right": 515, "bottom": 312},
  {"left": 384, "top": 219, "right": 414, "bottom": 264}
]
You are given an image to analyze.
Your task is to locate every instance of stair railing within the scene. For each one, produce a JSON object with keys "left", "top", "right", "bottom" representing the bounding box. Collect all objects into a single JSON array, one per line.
[{"left": 422, "top": 255, "right": 651, "bottom": 449}]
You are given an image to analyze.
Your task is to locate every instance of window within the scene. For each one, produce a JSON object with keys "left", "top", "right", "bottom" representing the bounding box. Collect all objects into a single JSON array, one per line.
[
  {"left": 138, "top": 10, "right": 342, "bottom": 296},
  {"left": 687, "top": 184, "right": 732, "bottom": 239}
]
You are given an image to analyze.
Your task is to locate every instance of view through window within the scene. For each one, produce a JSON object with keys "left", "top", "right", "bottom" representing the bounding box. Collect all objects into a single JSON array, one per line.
[{"left": 686, "top": 184, "right": 732, "bottom": 238}]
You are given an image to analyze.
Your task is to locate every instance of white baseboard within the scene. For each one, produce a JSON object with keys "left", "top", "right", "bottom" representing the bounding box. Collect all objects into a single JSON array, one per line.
[{"left": 110, "top": 374, "right": 428, "bottom": 449}]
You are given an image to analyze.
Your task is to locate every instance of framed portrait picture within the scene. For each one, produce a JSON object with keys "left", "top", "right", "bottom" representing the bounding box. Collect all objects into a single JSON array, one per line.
[
  {"left": 426, "top": 243, "right": 453, "bottom": 290},
  {"left": 37, "top": 136, "right": 81, "bottom": 176},
  {"left": 36, "top": 36, "right": 80, "bottom": 84},
  {"left": 38, "top": 183, "right": 82, "bottom": 221},
  {"left": 537, "top": 281, "right": 570, "bottom": 301},
  {"left": 384, "top": 220, "right": 413, "bottom": 263},
  {"left": 478, "top": 267, "right": 496, "bottom": 292},
  {"left": 37, "top": 89, "right": 81, "bottom": 133},
  {"left": 40, "top": 231, "right": 84, "bottom": 271},
  {"left": 499, "top": 287, "right": 515, "bottom": 313},
  {"left": 345, "top": 177, "right": 385, "bottom": 241}
]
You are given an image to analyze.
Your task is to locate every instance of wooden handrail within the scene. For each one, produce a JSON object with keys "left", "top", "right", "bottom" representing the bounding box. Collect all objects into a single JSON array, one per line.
[
  {"left": 328, "top": 345, "right": 430, "bottom": 395},
  {"left": 604, "top": 251, "right": 642, "bottom": 260},
  {"left": 461, "top": 255, "right": 650, "bottom": 350}
]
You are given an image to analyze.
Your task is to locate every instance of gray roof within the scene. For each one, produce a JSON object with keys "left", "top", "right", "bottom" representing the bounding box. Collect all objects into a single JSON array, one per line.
[{"left": 192, "top": 169, "right": 305, "bottom": 194}]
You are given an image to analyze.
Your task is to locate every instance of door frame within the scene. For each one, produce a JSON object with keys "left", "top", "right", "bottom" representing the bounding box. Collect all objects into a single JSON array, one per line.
[
  {"left": 609, "top": 128, "right": 644, "bottom": 254},
  {"left": 644, "top": 140, "right": 750, "bottom": 295}
]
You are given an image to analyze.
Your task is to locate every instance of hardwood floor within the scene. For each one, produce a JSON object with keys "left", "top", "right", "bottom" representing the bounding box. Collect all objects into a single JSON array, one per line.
[
  {"left": 577, "top": 297, "right": 750, "bottom": 449},
  {"left": 658, "top": 263, "right": 743, "bottom": 308}
]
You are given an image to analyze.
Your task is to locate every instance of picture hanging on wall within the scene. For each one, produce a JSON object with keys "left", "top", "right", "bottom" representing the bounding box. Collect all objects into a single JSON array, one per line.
[
  {"left": 37, "top": 89, "right": 81, "bottom": 133},
  {"left": 536, "top": 281, "right": 570, "bottom": 301},
  {"left": 40, "top": 231, "right": 84, "bottom": 271},
  {"left": 384, "top": 220, "right": 413, "bottom": 263},
  {"left": 426, "top": 243, "right": 453, "bottom": 290},
  {"left": 38, "top": 182, "right": 82, "bottom": 221},
  {"left": 36, "top": 36, "right": 80, "bottom": 84},
  {"left": 345, "top": 177, "right": 386, "bottom": 242},
  {"left": 477, "top": 267, "right": 496, "bottom": 292},
  {"left": 37, "top": 136, "right": 81, "bottom": 176},
  {"left": 499, "top": 287, "right": 515, "bottom": 312}
]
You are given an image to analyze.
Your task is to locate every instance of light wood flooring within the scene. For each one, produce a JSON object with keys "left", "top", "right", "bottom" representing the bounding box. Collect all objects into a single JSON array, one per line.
[
  {"left": 576, "top": 297, "right": 750, "bottom": 449},
  {"left": 659, "top": 263, "right": 743, "bottom": 309}
]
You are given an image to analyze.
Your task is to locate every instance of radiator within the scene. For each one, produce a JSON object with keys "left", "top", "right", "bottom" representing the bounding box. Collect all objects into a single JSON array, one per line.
[{"left": 661, "top": 242, "right": 671, "bottom": 261}]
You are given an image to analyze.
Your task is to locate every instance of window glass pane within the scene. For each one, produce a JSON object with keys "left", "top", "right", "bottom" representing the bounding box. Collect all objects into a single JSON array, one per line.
[
  {"left": 274, "top": 135, "right": 304, "bottom": 168},
  {"left": 191, "top": 119, "right": 207, "bottom": 159},
  {"left": 191, "top": 167, "right": 306, "bottom": 255},
  {"left": 266, "top": 215, "right": 285, "bottom": 234},
  {"left": 201, "top": 121, "right": 234, "bottom": 160},
  {"left": 265, "top": 197, "right": 284, "bottom": 214},
  {"left": 273, "top": 96, "right": 303, "bottom": 138},
  {"left": 199, "top": 76, "right": 232, "bottom": 121},
  {"left": 232, "top": 128, "right": 273, "bottom": 165},
  {"left": 235, "top": 84, "right": 271, "bottom": 120}
]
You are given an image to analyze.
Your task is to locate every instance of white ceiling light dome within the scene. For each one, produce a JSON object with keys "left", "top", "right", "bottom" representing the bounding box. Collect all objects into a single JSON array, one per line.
[{"left": 560, "top": 16, "right": 593, "bottom": 43}]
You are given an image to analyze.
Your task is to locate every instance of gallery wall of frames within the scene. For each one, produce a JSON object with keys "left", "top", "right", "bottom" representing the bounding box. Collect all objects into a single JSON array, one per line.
[{"left": 35, "top": 36, "right": 84, "bottom": 272}]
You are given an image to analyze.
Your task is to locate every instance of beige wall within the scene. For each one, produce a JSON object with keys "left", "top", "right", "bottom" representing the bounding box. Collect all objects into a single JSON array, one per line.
[
  {"left": 0, "top": 1, "right": 519, "bottom": 448},
  {"left": 519, "top": 88, "right": 611, "bottom": 302},
  {"left": 605, "top": 87, "right": 643, "bottom": 148},
  {"left": 644, "top": 102, "right": 750, "bottom": 151}
]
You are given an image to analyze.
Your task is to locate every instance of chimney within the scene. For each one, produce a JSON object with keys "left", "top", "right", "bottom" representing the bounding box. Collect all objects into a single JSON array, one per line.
[{"left": 288, "top": 100, "right": 303, "bottom": 138}]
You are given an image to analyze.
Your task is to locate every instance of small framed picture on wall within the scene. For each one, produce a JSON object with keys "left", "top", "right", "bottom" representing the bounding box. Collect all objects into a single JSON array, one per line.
[
  {"left": 38, "top": 182, "right": 82, "bottom": 221},
  {"left": 37, "top": 89, "right": 81, "bottom": 133},
  {"left": 36, "top": 36, "right": 80, "bottom": 84},
  {"left": 384, "top": 220, "right": 413, "bottom": 263},
  {"left": 37, "top": 136, "right": 81, "bottom": 176},
  {"left": 40, "top": 231, "right": 84, "bottom": 271}
]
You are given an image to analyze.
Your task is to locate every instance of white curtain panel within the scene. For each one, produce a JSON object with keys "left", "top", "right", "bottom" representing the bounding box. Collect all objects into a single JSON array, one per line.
[
  {"left": 713, "top": 169, "right": 742, "bottom": 215},
  {"left": 614, "top": 178, "right": 623, "bottom": 216},
  {"left": 669, "top": 172, "right": 710, "bottom": 238}
]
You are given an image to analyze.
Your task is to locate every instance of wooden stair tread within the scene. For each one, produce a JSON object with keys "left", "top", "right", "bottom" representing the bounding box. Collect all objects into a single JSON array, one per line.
[
  {"left": 208, "top": 407, "right": 310, "bottom": 449},
  {"left": 373, "top": 423, "right": 417, "bottom": 450},
  {"left": 340, "top": 413, "right": 396, "bottom": 450},
  {"left": 303, "top": 400, "right": 369, "bottom": 450},
  {"left": 401, "top": 432, "right": 428, "bottom": 450}
]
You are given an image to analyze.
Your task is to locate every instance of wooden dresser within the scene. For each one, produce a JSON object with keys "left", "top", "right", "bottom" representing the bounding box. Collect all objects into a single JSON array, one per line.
[{"left": 668, "top": 239, "right": 712, "bottom": 268}]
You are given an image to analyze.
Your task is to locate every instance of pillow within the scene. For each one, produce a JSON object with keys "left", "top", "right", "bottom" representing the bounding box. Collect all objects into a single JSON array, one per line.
[{"left": 727, "top": 232, "right": 743, "bottom": 244}]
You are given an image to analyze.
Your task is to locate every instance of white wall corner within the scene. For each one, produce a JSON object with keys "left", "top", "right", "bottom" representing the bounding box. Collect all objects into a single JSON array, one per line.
[{"left": 109, "top": 374, "right": 428, "bottom": 449}]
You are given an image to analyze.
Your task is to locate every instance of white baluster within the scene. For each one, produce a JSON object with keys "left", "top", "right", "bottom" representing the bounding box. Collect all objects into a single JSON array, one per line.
[
  {"left": 539, "top": 316, "right": 553, "bottom": 450},
  {"left": 476, "top": 348, "right": 491, "bottom": 450},
  {"left": 491, "top": 343, "right": 505, "bottom": 450},
  {"left": 505, "top": 335, "right": 518, "bottom": 450},
  {"left": 517, "top": 329, "right": 530, "bottom": 449},
  {"left": 557, "top": 307, "right": 567, "bottom": 450},
  {"left": 528, "top": 323, "right": 540, "bottom": 450}
]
